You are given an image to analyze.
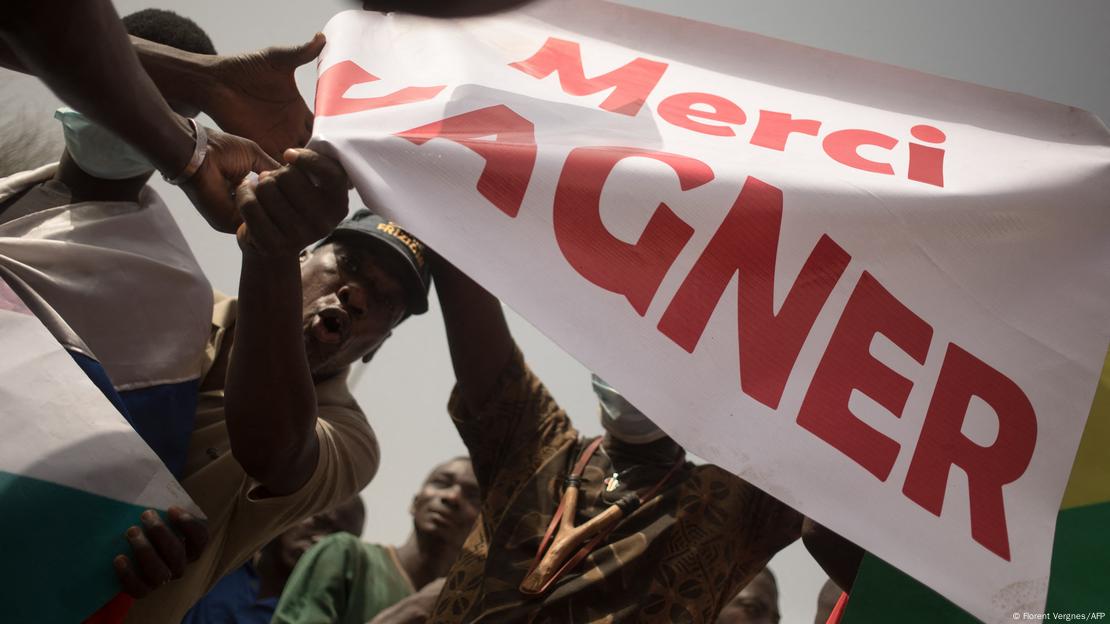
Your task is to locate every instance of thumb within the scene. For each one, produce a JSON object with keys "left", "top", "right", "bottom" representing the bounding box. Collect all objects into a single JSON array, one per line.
[
  {"left": 274, "top": 32, "right": 326, "bottom": 68},
  {"left": 248, "top": 142, "right": 281, "bottom": 174}
]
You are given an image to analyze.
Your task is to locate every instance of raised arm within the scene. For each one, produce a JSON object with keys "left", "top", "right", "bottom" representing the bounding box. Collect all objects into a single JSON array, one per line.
[
  {"left": 132, "top": 34, "right": 325, "bottom": 159},
  {"left": 0, "top": 0, "right": 195, "bottom": 178},
  {"left": 0, "top": 0, "right": 278, "bottom": 232},
  {"left": 431, "top": 257, "right": 515, "bottom": 414},
  {"left": 224, "top": 149, "right": 349, "bottom": 495},
  {"left": 1, "top": 28, "right": 323, "bottom": 160}
]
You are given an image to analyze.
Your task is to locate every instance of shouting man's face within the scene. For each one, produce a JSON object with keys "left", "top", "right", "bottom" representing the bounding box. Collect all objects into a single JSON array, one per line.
[{"left": 299, "top": 237, "right": 408, "bottom": 378}]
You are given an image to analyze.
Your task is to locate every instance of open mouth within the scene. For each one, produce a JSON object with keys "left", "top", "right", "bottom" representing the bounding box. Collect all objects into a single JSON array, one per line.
[{"left": 311, "top": 307, "right": 350, "bottom": 345}]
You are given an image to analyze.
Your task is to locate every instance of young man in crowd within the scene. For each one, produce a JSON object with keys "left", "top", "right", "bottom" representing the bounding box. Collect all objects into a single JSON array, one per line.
[
  {"left": 424, "top": 258, "right": 805, "bottom": 622},
  {"left": 716, "top": 568, "right": 782, "bottom": 624},
  {"left": 272, "top": 456, "right": 480, "bottom": 624},
  {"left": 184, "top": 497, "right": 366, "bottom": 624}
]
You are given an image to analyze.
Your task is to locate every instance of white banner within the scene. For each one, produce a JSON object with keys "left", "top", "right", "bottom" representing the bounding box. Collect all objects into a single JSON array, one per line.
[{"left": 311, "top": 3, "right": 1110, "bottom": 621}]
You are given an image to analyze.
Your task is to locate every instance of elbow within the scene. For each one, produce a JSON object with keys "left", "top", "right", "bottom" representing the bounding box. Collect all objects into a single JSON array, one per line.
[
  {"left": 231, "top": 434, "right": 318, "bottom": 496},
  {"left": 225, "top": 402, "right": 320, "bottom": 494}
]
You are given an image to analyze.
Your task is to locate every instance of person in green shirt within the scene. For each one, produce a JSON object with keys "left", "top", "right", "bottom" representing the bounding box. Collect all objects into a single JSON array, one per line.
[{"left": 272, "top": 456, "right": 479, "bottom": 624}]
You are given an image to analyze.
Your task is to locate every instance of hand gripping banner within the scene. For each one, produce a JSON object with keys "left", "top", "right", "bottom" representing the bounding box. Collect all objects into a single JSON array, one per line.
[{"left": 309, "top": 2, "right": 1110, "bottom": 621}]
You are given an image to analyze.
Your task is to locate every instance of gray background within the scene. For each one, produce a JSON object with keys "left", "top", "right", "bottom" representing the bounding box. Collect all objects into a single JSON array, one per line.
[{"left": 2, "top": 1, "right": 1107, "bottom": 621}]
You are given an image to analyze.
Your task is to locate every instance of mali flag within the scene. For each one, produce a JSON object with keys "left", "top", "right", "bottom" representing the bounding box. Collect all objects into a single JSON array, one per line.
[{"left": 842, "top": 349, "right": 1110, "bottom": 623}]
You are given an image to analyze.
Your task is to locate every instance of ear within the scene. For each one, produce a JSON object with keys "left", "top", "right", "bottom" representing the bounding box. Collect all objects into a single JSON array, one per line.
[{"left": 299, "top": 248, "right": 311, "bottom": 264}]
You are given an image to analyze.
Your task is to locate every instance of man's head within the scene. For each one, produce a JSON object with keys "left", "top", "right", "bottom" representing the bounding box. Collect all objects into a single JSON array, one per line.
[
  {"left": 122, "top": 9, "right": 216, "bottom": 117},
  {"left": 716, "top": 567, "right": 781, "bottom": 624},
  {"left": 55, "top": 9, "right": 216, "bottom": 182},
  {"left": 269, "top": 496, "right": 366, "bottom": 574},
  {"left": 410, "top": 456, "right": 480, "bottom": 551},
  {"left": 299, "top": 210, "right": 431, "bottom": 378}
]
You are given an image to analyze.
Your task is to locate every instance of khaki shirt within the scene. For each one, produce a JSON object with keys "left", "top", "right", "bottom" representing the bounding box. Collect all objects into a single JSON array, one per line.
[
  {"left": 428, "top": 349, "right": 802, "bottom": 624},
  {"left": 125, "top": 293, "right": 380, "bottom": 623}
]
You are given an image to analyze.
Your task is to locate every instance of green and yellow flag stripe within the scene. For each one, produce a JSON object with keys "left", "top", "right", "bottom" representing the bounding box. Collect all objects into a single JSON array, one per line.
[{"left": 843, "top": 348, "right": 1110, "bottom": 623}]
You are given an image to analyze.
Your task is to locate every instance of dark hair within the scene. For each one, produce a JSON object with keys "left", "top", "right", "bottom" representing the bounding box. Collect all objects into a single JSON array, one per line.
[{"left": 121, "top": 9, "right": 216, "bottom": 55}]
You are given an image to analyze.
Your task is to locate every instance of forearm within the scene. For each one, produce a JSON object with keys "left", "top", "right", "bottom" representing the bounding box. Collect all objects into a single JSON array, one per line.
[
  {"left": 130, "top": 37, "right": 222, "bottom": 112},
  {"left": 0, "top": 0, "right": 193, "bottom": 175},
  {"left": 225, "top": 252, "right": 319, "bottom": 495},
  {"left": 431, "top": 256, "right": 515, "bottom": 412},
  {"left": 802, "top": 517, "right": 864, "bottom": 592}
]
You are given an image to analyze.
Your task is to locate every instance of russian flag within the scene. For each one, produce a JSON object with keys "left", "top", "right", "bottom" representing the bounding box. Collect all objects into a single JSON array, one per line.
[
  {"left": 0, "top": 166, "right": 212, "bottom": 621},
  {"left": 0, "top": 278, "right": 201, "bottom": 623}
]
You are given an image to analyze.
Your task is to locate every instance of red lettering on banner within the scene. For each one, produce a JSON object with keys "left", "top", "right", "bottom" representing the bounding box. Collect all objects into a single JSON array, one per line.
[
  {"left": 396, "top": 105, "right": 537, "bottom": 217},
  {"left": 315, "top": 60, "right": 444, "bottom": 117},
  {"left": 499, "top": 36, "right": 950, "bottom": 184},
  {"left": 658, "top": 92, "right": 747, "bottom": 137},
  {"left": 332, "top": 35, "right": 1027, "bottom": 553},
  {"left": 657, "top": 177, "right": 851, "bottom": 409},
  {"left": 750, "top": 110, "right": 822, "bottom": 151},
  {"left": 552, "top": 147, "right": 714, "bottom": 315},
  {"left": 797, "top": 272, "right": 933, "bottom": 480},
  {"left": 902, "top": 344, "right": 1038, "bottom": 560},
  {"left": 509, "top": 37, "right": 668, "bottom": 116},
  {"left": 822, "top": 129, "right": 898, "bottom": 175},
  {"left": 908, "top": 125, "right": 947, "bottom": 187}
]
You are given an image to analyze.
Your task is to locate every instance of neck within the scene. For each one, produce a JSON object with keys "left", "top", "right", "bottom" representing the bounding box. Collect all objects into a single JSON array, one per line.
[
  {"left": 253, "top": 550, "right": 291, "bottom": 601},
  {"left": 603, "top": 435, "right": 684, "bottom": 474},
  {"left": 55, "top": 151, "right": 150, "bottom": 203},
  {"left": 393, "top": 530, "right": 458, "bottom": 590}
]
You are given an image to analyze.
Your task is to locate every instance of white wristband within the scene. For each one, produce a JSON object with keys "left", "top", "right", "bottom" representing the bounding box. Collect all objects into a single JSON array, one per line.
[{"left": 163, "top": 118, "right": 208, "bottom": 185}]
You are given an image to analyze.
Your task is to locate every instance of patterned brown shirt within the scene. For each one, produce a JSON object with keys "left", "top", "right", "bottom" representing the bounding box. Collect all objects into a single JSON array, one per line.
[{"left": 429, "top": 349, "right": 802, "bottom": 623}]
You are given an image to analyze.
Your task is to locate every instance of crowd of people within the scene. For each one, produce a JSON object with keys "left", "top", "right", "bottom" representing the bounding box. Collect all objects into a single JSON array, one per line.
[{"left": 0, "top": 1, "right": 862, "bottom": 622}]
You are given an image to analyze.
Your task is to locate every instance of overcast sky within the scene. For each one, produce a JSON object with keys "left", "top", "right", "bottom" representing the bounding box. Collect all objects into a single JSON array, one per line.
[{"left": 2, "top": 1, "right": 1107, "bottom": 622}]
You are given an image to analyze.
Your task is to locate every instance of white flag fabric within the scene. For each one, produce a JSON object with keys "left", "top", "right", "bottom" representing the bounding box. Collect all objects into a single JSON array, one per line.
[
  {"left": 0, "top": 277, "right": 200, "bottom": 621},
  {"left": 310, "top": 3, "right": 1110, "bottom": 621}
]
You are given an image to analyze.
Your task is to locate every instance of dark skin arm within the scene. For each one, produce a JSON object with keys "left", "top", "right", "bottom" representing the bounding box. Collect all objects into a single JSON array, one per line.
[
  {"left": 0, "top": 0, "right": 193, "bottom": 176},
  {"left": 0, "top": 31, "right": 324, "bottom": 160},
  {"left": 129, "top": 34, "right": 326, "bottom": 160},
  {"left": 802, "top": 517, "right": 865, "bottom": 592},
  {"left": 0, "top": 0, "right": 278, "bottom": 233},
  {"left": 431, "top": 257, "right": 515, "bottom": 415},
  {"left": 224, "top": 149, "right": 349, "bottom": 496}
]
